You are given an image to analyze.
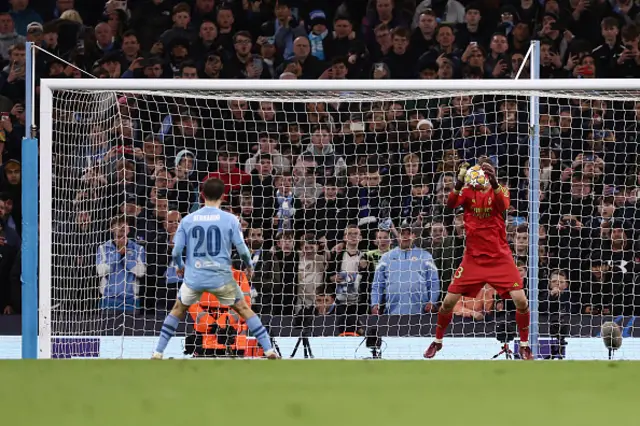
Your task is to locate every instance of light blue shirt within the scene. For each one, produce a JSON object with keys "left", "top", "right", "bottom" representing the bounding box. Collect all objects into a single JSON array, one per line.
[
  {"left": 372, "top": 247, "right": 440, "bottom": 315},
  {"left": 172, "top": 206, "right": 251, "bottom": 290}
]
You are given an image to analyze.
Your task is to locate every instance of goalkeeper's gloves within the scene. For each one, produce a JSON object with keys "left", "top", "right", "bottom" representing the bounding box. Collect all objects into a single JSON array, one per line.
[
  {"left": 455, "top": 162, "right": 470, "bottom": 191},
  {"left": 457, "top": 162, "right": 470, "bottom": 182}
]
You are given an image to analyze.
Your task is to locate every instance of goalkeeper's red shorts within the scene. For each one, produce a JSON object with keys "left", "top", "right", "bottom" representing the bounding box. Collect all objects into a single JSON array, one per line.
[{"left": 447, "top": 254, "right": 523, "bottom": 299}]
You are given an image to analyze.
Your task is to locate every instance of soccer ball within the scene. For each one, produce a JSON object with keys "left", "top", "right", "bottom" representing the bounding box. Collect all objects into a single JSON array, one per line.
[{"left": 464, "top": 165, "right": 488, "bottom": 188}]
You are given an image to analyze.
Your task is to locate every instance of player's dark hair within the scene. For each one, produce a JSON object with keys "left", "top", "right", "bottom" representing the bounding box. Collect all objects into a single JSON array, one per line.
[{"left": 202, "top": 178, "right": 225, "bottom": 201}]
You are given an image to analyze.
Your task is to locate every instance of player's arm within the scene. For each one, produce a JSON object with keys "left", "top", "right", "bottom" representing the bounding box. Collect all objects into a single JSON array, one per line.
[
  {"left": 371, "top": 256, "right": 389, "bottom": 314},
  {"left": 96, "top": 243, "right": 113, "bottom": 278},
  {"left": 446, "top": 162, "right": 469, "bottom": 209},
  {"left": 421, "top": 254, "right": 441, "bottom": 307},
  {"left": 171, "top": 221, "right": 187, "bottom": 270},
  {"left": 482, "top": 163, "right": 510, "bottom": 213},
  {"left": 125, "top": 244, "right": 147, "bottom": 278},
  {"left": 231, "top": 217, "right": 253, "bottom": 271}
]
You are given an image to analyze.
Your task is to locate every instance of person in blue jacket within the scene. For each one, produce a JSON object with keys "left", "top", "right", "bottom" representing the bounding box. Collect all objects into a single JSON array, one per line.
[
  {"left": 371, "top": 223, "right": 440, "bottom": 315},
  {"left": 96, "top": 215, "right": 146, "bottom": 312}
]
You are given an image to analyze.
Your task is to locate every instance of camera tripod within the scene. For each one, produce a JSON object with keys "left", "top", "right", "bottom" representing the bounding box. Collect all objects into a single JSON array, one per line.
[{"left": 290, "top": 335, "right": 314, "bottom": 358}]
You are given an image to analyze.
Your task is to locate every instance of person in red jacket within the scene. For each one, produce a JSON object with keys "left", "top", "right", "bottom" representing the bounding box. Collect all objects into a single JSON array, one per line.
[{"left": 424, "top": 161, "right": 532, "bottom": 360}]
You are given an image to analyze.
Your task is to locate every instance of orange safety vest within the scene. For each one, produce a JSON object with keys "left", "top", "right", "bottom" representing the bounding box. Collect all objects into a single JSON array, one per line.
[{"left": 188, "top": 269, "right": 263, "bottom": 357}]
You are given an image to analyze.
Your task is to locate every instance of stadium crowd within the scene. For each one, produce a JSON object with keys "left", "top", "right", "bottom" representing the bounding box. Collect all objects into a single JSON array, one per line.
[{"left": 0, "top": 0, "right": 639, "bottom": 329}]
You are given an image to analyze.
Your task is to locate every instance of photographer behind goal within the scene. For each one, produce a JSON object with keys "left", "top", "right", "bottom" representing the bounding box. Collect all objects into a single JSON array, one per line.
[{"left": 293, "top": 284, "right": 365, "bottom": 336}]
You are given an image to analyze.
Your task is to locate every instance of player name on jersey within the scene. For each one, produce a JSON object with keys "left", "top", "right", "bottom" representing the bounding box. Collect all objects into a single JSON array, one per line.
[{"left": 193, "top": 215, "right": 221, "bottom": 222}]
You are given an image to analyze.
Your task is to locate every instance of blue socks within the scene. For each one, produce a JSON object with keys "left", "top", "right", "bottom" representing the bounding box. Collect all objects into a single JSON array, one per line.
[
  {"left": 246, "top": 315, "right": 273, "bottom": 351},
  {"left": 156, "top": 314, "right": 180, "bottom": 354}
]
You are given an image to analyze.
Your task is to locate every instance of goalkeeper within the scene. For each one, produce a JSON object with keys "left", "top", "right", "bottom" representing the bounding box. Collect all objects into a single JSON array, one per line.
[
  {"left": 424, "top": 161, "right": 533, "bottom": 360},
  {"left": 152, "top": 178, "right": 279, "bottom": 359}
]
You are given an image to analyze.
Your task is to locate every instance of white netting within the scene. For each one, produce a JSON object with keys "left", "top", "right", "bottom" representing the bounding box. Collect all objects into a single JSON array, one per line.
[{"left": 45, "top": 88, "right": 639, "bottom": 359}]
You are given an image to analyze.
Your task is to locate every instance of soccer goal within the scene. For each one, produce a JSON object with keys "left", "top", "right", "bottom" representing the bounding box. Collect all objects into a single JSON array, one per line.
[{"left": 32, "top": 77, "right": 640, "bottom": 360}]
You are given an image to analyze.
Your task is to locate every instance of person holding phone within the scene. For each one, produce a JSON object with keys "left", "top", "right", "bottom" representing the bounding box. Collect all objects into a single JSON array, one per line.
[{"left": 1, "top": 43, "right": 26, "bottom": 101}]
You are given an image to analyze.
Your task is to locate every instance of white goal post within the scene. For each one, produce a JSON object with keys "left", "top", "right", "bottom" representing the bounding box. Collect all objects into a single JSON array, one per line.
[{"left": 36, "top": 77, "right": 640, "bottom": 359}]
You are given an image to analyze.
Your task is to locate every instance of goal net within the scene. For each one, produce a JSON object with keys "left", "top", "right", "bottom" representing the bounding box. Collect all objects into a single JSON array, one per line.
[{"left": 39, "top": 80, "right": 639, "bottom": 359}]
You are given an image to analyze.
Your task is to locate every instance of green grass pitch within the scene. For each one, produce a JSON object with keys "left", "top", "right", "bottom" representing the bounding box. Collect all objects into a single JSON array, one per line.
[{"left": 1, "top": 360, "right": 638, "bottom": 426}]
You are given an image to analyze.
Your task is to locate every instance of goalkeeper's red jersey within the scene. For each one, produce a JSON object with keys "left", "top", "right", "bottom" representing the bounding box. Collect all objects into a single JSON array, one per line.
[{"left": 447, "top": 185, "right": 512, "bottom": 258}]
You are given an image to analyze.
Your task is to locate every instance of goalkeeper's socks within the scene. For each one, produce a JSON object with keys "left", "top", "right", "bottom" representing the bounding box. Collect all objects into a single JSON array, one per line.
[
  {"left": 435, "top": 310, "right": 453, "bottom": 340},
  {"left": 156, "top": 314, "right": 180, "bottom": 354},
  {"left": 516, "top": 309, "right": 530, "bottom": 344},
  {"left": 246, "top": 315, "right": 273, "bottom": 351}
]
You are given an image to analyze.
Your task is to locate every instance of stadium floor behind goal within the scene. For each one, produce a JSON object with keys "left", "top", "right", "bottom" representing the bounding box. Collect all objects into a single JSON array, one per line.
[{"left": 2, "top": 360, "right": 637, "bottom": 426}]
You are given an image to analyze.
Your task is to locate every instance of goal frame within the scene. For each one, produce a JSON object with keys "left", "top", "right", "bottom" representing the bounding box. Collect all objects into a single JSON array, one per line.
[{"left": 33, "top": 51, "right": 640, "bottom": 359}]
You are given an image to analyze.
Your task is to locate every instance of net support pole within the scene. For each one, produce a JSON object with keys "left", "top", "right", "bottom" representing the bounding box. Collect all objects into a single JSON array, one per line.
[
  {"left": 527, "top": 40, "right": 541, "bottom": 358},
  {"left": 22, "top": 41, "right": 38, "bottom": 359}
]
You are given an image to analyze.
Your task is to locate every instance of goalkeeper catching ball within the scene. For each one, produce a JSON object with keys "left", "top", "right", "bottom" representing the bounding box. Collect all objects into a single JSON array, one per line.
[{"left": 424, "top": 161, "right": 533, "bottom": 360}]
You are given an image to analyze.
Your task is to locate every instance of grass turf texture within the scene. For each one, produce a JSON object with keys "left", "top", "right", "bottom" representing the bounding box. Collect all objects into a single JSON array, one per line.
[{"left": 1, "top": 361, "right": 638, "bottom": 426}]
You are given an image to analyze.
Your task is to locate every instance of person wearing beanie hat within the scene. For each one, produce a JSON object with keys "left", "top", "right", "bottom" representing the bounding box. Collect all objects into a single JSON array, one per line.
[{"left": 308, "top": 10, "right": 329, "bottom": 60}]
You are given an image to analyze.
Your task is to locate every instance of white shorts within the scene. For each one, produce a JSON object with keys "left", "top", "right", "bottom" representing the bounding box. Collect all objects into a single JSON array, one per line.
[{"left": 178, "top": 280, "right": 244, "bottom": 307}]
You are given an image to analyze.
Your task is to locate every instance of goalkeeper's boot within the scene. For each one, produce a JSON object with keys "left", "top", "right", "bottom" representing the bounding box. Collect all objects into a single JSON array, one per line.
[
  {"left": 423, "top": 341, "right": 443, "bottom": 359},
  {"left": 151, "top": 352, "right": 164, "bottom": 360},
  {"left": 265, "top": 349, "right": 281, "bottom": 360},
  {"left": 519, "top": 345, "right": 533, "bottom": 360}
]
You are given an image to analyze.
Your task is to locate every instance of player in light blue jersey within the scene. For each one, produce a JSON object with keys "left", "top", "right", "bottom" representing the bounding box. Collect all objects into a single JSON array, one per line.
[{"left": 153, "top": 178, "right": 279, "bottom": 359}]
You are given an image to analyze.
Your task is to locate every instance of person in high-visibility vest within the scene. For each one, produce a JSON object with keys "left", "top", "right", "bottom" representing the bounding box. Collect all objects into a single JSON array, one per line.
[{"left": 187, "top": 269, "right": 263, "bottom": 357}]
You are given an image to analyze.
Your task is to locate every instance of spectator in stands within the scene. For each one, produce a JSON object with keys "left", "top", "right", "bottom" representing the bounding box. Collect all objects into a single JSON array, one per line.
[
  {"left": 270, "top": 231, "right": 298, "bottom": 315},
  {"left": 136, "top": 189, "right": 169, "bottom": 244},
  {"left": 119, "top": 30, "right": 141, "bottom": 69},
  {"left": 363, "top": 0, "right": 411, "bottom": 47},
  {"left": 296, "top": 235, "right": 326, "bottom": 311},
  {"left": 0, "top": 43, "right": 26, "bottom": 102},
  {"left": 234, "top": 226, "right": 277, "bottom": 313},
  {"left": 9, "top": 0, "right": 42, "bottom": 36},
  {"left": 423, "top": 220, "right": 457, "bottom": 289},
  {"left": 383, "top": 27, "right": 415, "bottom": 78},
  {"left": 539, "top": 269, "right": 571, "bottom": 314},
  {"left": 160, "top": 3, "right": 195, "bottom": 48},
  {"left": 192, "top": 19, "right": 221, "bottom": 60},
  {"left": 245, "top": 132, "right": 289, "bottom": 175},
  {"left": 261, "top": 0, "right": 306, "bottom": 61},
  {"left": 413, "top": 0, "right": 465, "bottom": 27},
  {"left": 0, "top": 12, "right": 25, "bottom": 61},
  {"left": 96, "top": 215, "right": 146, "bottom": 312},
  {"left": 191, "top": 0, "right": 216, "bottom": 29},
  {"left": 86, "top": 22, "right": 119, "bottom": 67},
  {"left": 371, "top": 223, "right": 440, "bottom": 315},
  {"left": 0, "top": 159, "right": 20, "bottom": 234},
  {"left": 145, "top": 210, "right": 182, "bottom": 312},
  {"left": 0, "top": 215, "right": 19, "bottom": 314},
  {"left": 222, "top": 30, "right": 261, "bottom": 78},
  {"left": 280, "top": 35, "right": 326, "bottom": 79},
  {"left": 592, "top": 17, "right": 623, "bottom": 78},
  {"left": 326, "top": 224, "right": 365, "bottom": 313},
  {"left": 0, "top": 192, "right": 19, "bottom": 247}
]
